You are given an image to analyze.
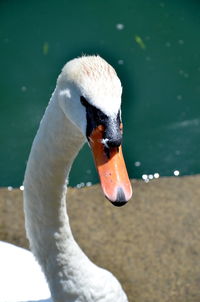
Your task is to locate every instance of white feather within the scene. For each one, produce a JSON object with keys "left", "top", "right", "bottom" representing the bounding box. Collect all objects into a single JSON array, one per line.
[{"left": 1, "top": 56, "right": 128, "bottom": 302}]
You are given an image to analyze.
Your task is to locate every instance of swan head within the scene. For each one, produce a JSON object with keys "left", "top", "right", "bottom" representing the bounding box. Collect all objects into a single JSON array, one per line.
[{"left": 57, "top": 55, "right": 132, "bottom": 205}]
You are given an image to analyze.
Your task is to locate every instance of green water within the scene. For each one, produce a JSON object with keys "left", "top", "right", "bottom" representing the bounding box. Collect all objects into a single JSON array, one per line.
[{"left": 0, "top": 0, "right": 200, "bottom": 187}]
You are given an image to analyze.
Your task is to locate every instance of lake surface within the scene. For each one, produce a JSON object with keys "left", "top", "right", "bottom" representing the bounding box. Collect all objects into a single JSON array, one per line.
[{"left": 0, "top": 0, "right": 200, "bottom": 187}]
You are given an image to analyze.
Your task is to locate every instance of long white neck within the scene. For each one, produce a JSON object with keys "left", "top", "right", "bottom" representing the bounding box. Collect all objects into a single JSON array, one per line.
[{"left": 23, "top": 90, "right": 89, "bottom": 301}]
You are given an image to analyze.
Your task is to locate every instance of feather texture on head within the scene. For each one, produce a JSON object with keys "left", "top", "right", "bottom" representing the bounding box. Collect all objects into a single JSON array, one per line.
[{"left": 58, "top": 55, "right": 122, "bottom": 117}]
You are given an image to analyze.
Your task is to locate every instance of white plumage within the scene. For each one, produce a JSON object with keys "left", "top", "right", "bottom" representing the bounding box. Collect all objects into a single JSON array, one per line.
[
  {"left": 0, "top": 241, "right": 51, "bottom": 302},
  {"left": 1, "top": 55, "right": 129, "bottom": 302}
]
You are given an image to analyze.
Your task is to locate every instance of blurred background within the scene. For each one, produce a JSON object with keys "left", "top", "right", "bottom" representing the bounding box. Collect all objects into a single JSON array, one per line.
[{"left": 0, "top": 0, "right": 200, "bottom": 188}]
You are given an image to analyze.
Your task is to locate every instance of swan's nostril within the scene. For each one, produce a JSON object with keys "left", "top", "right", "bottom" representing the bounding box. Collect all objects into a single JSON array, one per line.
[{"left": 106, "top": 137, "right": 122, "bottom": 148}]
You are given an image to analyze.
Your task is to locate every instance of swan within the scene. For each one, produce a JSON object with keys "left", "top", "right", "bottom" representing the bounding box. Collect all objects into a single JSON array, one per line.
[
  {"left": 0, "top": 241, "right": 51, "bottom": 302},
  {"left": 2, "top": 55, "right": 132, "bottom": 302}
]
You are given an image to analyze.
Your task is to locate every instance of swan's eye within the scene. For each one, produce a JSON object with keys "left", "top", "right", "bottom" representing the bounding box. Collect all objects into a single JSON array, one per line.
[{"left": 80, "top": 96, "right": 89, "bottom": 107}]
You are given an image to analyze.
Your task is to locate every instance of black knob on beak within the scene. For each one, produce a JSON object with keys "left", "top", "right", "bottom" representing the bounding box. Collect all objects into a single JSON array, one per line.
[
  {"left": 104, "top": 121, "right": 122, "bottom": 148},
  {"left": 106, "top": 135, "right": 122, "bottom": 148}
]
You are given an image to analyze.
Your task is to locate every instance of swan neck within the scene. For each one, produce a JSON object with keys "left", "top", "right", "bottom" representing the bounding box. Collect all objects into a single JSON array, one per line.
[{"left": 23, "top": 91, "right": 86, "bottom": 299}]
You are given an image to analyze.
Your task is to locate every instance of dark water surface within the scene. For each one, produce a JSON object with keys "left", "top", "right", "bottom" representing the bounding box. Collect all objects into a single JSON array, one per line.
[{"left": 0, "top": 0, "right": 200, "bottom": 187}]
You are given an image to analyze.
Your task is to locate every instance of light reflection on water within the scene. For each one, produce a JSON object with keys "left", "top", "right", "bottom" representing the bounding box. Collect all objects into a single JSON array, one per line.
[
  {"left": 141, "top": 170, "right": 181, "bottom": 183},
  {"left": 76, "top": 182, "right": 92, "bottom": 189},
  {"left": 115, "top": 23, "right": 124, "bottom": 30},
  {"left": 173, "top": 170, "right": 180, "bottom": 176},
  {"left": 7, "top": 170, "right": 182, "bottom": 191},
  {"left": 1, "top": 0, "right": 200, "bottom": 188}
]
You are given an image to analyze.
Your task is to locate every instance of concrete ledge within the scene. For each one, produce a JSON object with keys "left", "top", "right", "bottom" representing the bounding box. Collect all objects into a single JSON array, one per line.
[{"left": 1, "top": 175, "right": 200, "bottom": 302}]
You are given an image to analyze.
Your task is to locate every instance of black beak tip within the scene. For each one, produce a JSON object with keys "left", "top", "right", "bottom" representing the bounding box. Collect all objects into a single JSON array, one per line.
[
  {"left": 110, "top": 187, "right": 128, "bottom": 207},
  {"left": 111, "top": 200, "right": 127, "bottom": 207}
]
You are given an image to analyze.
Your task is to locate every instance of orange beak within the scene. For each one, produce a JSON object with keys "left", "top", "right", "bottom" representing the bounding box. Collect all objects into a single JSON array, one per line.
[{"left": 89, "top": 125, "right": 132, "bottom": 206}]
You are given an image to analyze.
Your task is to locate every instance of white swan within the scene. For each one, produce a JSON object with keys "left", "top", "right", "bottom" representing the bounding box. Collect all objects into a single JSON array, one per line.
[
  {"left": 2, "top": 55, "right": 132, "bottom": 302},
  {"left": 0, "top": 241, "right": 51, "bottom": 302}
]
